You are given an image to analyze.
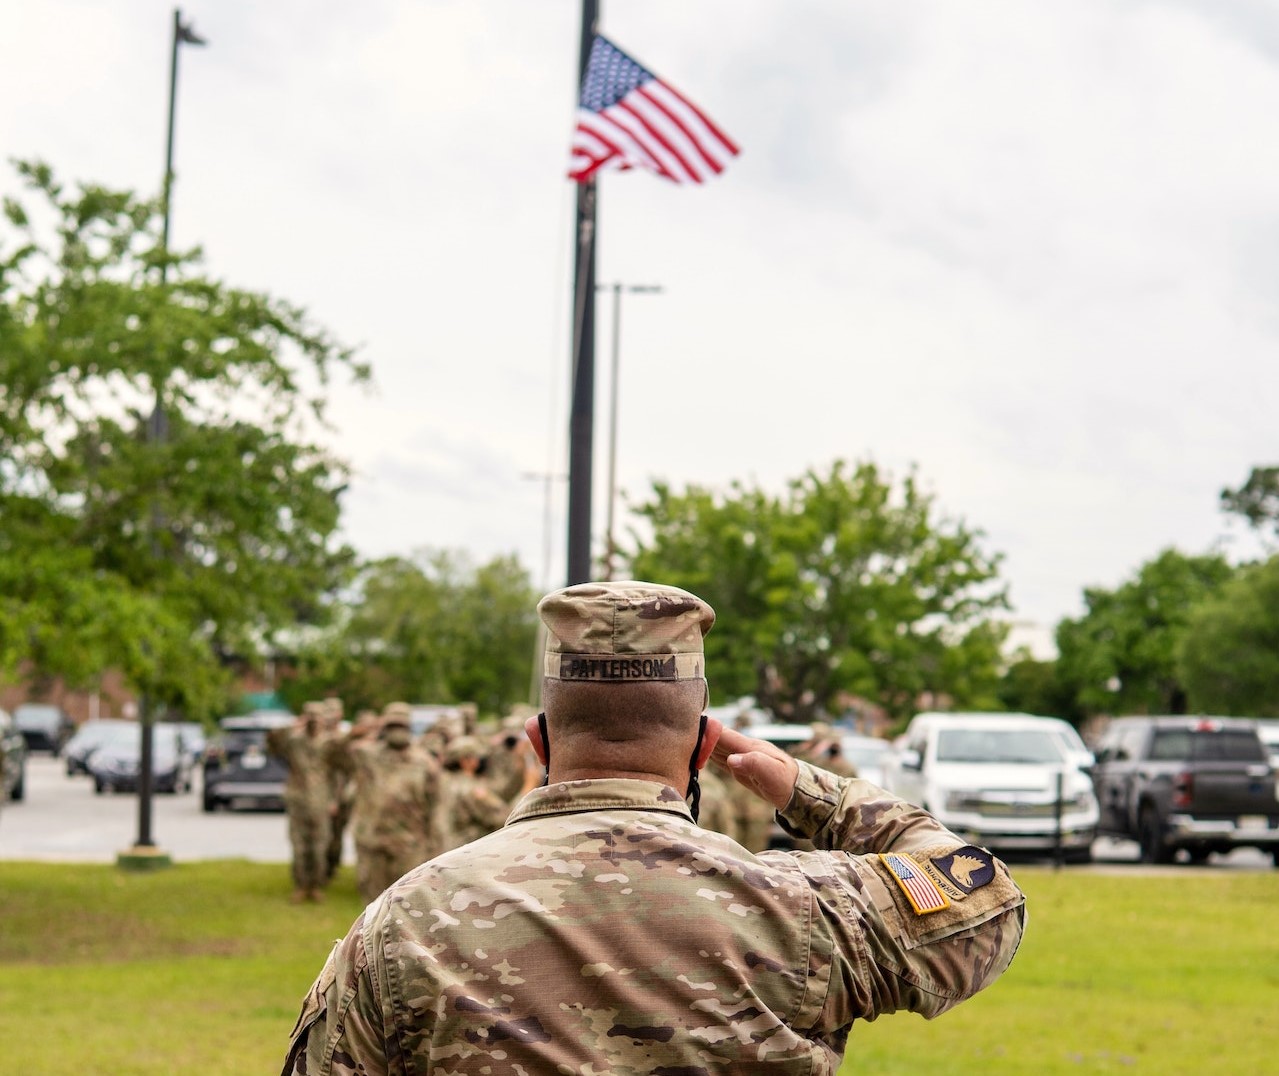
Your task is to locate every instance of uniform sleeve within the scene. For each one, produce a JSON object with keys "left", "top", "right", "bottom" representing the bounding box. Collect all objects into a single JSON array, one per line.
[
  {"left": 281, "top": 915, "right": 394, "bottom": 1076},
  {"left": 777, "top": 762, "right": 1026, "bottom": 1027}
]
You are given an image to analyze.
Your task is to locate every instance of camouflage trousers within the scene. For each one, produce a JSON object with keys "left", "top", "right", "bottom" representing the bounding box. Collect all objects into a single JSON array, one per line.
[
  {"left": 326, "top": 796, "right": 353, "bottom": 881},
  {"left": 287, "top": 803, "right": 332, "bottom": 892},
  {"left": 355, "top": 842, "right": 427, "bottom": 905}
]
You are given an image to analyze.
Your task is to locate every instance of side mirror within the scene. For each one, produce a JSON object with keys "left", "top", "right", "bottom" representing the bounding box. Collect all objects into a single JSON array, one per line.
[{"left": 899, "top": 748, "right": 923, "bottom": 773}]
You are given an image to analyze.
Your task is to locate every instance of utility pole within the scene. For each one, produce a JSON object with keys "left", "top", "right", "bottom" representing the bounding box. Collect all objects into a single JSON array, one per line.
[
  {"left": 123, "top": 7, "right": 205, "bottom": 872},
  {"left": 566, "top": 0, "right": 599, "bottom": 585},
  {"left": 598, "top": 282, "right": 662, "bottom": 580}
]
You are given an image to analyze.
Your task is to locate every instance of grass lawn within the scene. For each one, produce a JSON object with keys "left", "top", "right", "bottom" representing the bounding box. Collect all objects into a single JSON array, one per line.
[{"left": 0, "top": 860, "right": 1275, "bottom": 1074}]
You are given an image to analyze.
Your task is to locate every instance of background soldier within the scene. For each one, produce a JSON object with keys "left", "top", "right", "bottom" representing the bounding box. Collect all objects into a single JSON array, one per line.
[
  {"left": 799, "top": 721, "right": 859, "bottom": 779},
  {"left": 347, "top": 704, "right": 442, "bottom": 905},
  {"left": 438, "top": 735, "right": 508, "bottom": 852},
  {"left": 483, "top": 710, "right": 536, "bottom": 804},
  {"left": 267, "top": 701, "right": 333, "bottom": 903},
  {"left": 320, "top": 697, "right": 350, "bottom": 881}
]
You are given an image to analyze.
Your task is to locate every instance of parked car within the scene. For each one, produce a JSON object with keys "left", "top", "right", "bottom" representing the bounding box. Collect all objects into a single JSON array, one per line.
[
  {"left": 884, "top": 712, "right": 1099, "bottom": 862},
  {"left": 840, "top": 733, "right": 893, "bottom": 787},
  {"left": 202, "top": 711, "right": 294, "bottom": 812},
  {"left": 1089, "top": 716, "right": 1279, "bottom": 865},
  {"left": 14, "top": 703, "right": 75, "bottom": 755},
  {"left": 1257, "top": 721, "right": 1279, "bottom": 770},
  {"left": 87, "top": 723, "right": 194, "bottom": 795},
  {"left": 0, "top": 707, "right": 28, "bottom": 802},
  {"left": 64, "top": 719, "right": 132, "bottom": 776}
]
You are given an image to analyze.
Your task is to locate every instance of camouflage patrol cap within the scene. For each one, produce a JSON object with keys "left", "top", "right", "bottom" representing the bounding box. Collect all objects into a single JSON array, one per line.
[
  {"left": 445, "top": 735, "right": 483, "bottom": 763},
  {"left": 538, "top": 580, "right": 714, "bottom": 683},
  {"left": 382, "top": 702, "right": 412, "bottom": 727}
]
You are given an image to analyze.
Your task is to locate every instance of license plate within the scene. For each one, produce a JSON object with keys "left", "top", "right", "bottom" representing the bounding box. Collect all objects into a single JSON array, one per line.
[
  {"left": 1239, "top": 815, "right": 1267, "bottom": 829},
  {"left": 241, "top": 752, "right": 266, "bottom": 770}
]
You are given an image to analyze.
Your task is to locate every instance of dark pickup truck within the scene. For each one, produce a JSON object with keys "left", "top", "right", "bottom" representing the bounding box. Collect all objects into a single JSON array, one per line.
[{"left": 1090, "top": 716, "right": 1279, "bottom": 865}]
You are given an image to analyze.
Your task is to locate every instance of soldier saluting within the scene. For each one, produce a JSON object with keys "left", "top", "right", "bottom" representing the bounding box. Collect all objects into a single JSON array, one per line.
[{"left": 282, "top": 580, "right": 1026, "bottom": 1073}]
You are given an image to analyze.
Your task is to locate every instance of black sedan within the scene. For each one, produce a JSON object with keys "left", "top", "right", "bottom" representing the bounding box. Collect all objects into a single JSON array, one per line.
[
  {"left": 64, "top": 719, "right": 133, "bottom": 777},
  {"left": 88, "top": 723, "right": 195, "bottom": 795},
  {"left": 14, "top": 703, "right": 74, "bottom": 755}
]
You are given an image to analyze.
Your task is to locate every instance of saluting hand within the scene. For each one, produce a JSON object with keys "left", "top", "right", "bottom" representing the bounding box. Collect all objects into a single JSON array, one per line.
[{"left": 711, "top": 725, "right": 799, "bottom": 811}]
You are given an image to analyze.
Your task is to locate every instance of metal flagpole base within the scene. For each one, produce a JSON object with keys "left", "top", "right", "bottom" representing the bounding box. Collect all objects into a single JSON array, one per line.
[{"left": 116, "top": 845, "right": 174, "bottom": 872}]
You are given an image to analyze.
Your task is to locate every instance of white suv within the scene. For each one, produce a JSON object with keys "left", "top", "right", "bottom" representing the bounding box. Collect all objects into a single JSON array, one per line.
[{"left": 885, "top": 712, "right": 1099, "bottom": 862}]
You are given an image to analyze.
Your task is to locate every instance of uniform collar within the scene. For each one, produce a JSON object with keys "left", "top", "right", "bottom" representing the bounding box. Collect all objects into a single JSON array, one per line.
[{"left": 506, "top": 777, "right": 694, "bottom": 825}]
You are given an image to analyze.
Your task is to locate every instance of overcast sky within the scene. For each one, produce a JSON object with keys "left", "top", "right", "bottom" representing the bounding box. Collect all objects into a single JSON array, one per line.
[{"left": 4, "top": 0, "right": 1278, "bottom": 654}]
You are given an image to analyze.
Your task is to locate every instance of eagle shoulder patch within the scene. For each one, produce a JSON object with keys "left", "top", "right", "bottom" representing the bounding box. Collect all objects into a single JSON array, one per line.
[{"left": 929, "top": 846, "right": 997, "bottom": 896}]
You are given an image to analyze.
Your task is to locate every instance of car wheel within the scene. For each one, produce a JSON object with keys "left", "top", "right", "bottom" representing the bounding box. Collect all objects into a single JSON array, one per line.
[
  {"left": 1272, "top": 848, "right": 1279, "bottom": 869},
  {"left": 202, "top": 791, "right": 218, "bottom": 813},
  {"left": 93, "top": 778, "right": 105, "bottom": 795},
  {"left": 10, "top": 771, "right": 24, "bottom": 802},
  {"left": 1138, "top": 807, "right": 1173, "bottom": 865},
  {"left": 1064, "top": 846, "right": 1093, "bottom": 865},
  {"left": 1186, "top": 847, "right": 1211, "bottom": 865}
]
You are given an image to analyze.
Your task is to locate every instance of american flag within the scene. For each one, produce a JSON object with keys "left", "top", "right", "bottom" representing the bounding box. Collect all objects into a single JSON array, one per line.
[
  {"left": 880, "top": 853, "right": 950, "bottom": 915},
  {"left": 569, "top": 35, "right": 739, "bottom": 185}
]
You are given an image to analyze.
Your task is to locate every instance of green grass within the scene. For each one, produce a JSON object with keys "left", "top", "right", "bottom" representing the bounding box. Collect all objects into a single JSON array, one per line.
[
  {"left": 842, "top": 868, "right": 1279, "bottom": 1074},
  {"left": 0, "top": 861, "right": 1275, "bottom": 1074}
]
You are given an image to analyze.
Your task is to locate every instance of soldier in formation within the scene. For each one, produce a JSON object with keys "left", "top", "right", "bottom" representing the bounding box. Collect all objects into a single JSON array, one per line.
[
  {"left": 284, "top": 580, "right": 1026, "bottom": 1074},
  {"left": 437, "top": 736, "right": 511, "bottom": 853},
  {"left": 266, "top": 702, "right": 333, "bottom": 904},
  {"left": 342, "top": 704, "right": 444, "bottom": 904}
]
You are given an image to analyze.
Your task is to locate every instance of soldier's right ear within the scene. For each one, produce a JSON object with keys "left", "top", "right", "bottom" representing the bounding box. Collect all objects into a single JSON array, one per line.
[{"left": 523, "top": 714, "right": 548, "bottom": 766}]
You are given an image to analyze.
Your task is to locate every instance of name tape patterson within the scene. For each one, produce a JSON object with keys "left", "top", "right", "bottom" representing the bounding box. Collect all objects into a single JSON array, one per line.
[{"left": 545, "top": 652, "right": 706, "bottom": 681}]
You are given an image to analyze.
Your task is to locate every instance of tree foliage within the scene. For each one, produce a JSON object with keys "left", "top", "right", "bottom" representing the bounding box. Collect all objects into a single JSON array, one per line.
[
  {"left": 1178, "top": 556, "right": 1279, "bottom": 717},
  {"left": 1054, "top": 549, "right": 1233, "bottom": 717},
  {"left": 1221, "top": 466, "right": 1279, "bottom": 542},
  {"left": 0, "top": 161, "right": 365, "bottom": 716},
  {"left": 625, "top": 460, "right": 1009, "bottom": 722},
  {"left": 997, "top": 654, "right": 1082, "bottom": 725},
  {"left": 284, "top": 551, "right": 539, "bottom": 718}
]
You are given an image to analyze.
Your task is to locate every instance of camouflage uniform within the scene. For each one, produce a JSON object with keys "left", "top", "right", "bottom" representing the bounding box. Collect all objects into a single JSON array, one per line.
[
  {"left": 348, "top": 724, "right": 443, "bottom": 906},
  {"left": 438, "top": 736, "right": 510, "bottom": 853},
  {"left": 729, "top": 770, "right": 781, "bottom": 852},
  {"left": 695, "top": 761, "right": 738, "bottom": 841},
  {"left": 283, "top": 580, "right": 1025, "bottom": 1073},
  {"left": 267, "top": 705, "right": 333, "bottom": 900},
  {"left": 283, "top": 763, "right": 1024, "bottom": 1074},
  {"left": 320, "top": 698, "right": 352, "bottom": 881},
  {"left": 485, "top": 711, "right": 536, "bottom": 804}
]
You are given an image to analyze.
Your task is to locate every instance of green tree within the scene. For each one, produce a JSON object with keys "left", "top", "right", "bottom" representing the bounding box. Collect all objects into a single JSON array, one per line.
[
  {"left": 1221, "top": 466, "right": 1279, "bottom": 542},
  {"left": 286, "top": 551, "right": 539, "bottom": 717},
  {"left": 997, "top": 653, "right": 1082, "bottom": 725},
  {"left": 625, "top": 460, "right": 1008, "bottom": 722},
  {"left": 1054, "top": 549, "right": 1233, "bottom": 717},
  {"left": 1178, "top": 556, "right": 1279, "bottom": 716},
  {"left": 0, "top": 161, "right": 365, "bottom": 717}
]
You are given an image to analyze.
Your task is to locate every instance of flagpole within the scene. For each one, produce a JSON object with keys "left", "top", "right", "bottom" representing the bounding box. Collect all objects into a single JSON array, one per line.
[{"left": 566, "top": 0, "right": 599, "bottom": 586}]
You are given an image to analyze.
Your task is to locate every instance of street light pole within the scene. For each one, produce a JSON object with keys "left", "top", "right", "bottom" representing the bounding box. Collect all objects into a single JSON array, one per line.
[
  {"left": 126, "top": 8, "right": 205, "bottom": 870},
  {"left": 598, "top": 283, "right": 662, "bottom": 580}
]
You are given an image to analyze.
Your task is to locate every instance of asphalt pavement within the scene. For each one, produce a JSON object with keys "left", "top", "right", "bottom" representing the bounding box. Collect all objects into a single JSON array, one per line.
[
  {"left": 1, "top": 754, "right": 1272, "bottom": 870},
  {"left": 0, "top": 753, "right": 297, "bottom": 863}
]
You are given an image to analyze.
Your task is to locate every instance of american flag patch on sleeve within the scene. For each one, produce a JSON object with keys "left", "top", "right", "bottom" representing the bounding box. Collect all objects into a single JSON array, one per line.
[{"left": 879, "top": 852, "right": 951, "bottom": 915}]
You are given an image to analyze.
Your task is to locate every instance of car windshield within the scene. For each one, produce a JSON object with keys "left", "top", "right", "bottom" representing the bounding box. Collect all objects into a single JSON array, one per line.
[
  {"left": 842, "top": 742, "right": 890, "bottom": 767},
  {"left": 1150, "top": 729, "right": 1265, "bottom": 763},
  {"left": 15, "top": 705, "right": 62, "bottom": 728},
  {"left": 936, "top": 728, "right": 1065, "bottom": 764}
]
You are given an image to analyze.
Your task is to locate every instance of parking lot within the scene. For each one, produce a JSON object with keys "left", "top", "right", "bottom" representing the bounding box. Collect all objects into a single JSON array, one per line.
[
  {"left": 2, "top": 754, "right": 1272, "bottom": 869},
  {"left": 0, "top": 754, "right": 298, "bottom": 863}
]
